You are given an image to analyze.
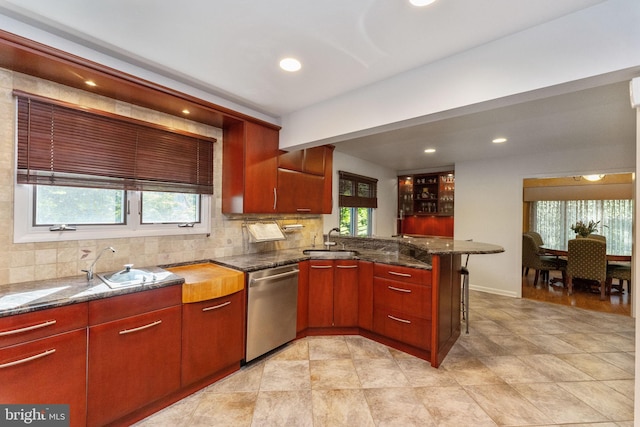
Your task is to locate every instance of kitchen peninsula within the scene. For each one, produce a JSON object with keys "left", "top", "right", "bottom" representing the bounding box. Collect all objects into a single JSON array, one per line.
[{"left": 213, "top": 235, "right": 504, "bottom": 368}]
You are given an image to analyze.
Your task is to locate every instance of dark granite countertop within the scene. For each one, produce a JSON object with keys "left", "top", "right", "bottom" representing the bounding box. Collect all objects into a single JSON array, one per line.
[
  {"left": 0, "top": 236, "right": 503, "bottom": 318},
  {"left": 0, "top": 266, "right": 183, "bottom": 318}
]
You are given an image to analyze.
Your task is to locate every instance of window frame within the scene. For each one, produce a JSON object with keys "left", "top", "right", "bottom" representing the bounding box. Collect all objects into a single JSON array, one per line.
[
  {"left": 340, "top": 206, "right": 373, "bottom": 237},
  {"left": 14, "top": 184, "right": 211, "bottom": 243}
]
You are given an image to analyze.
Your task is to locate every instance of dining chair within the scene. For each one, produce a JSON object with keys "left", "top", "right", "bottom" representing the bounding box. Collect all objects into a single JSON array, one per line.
[
  {"left": 525, "top": 231, "right": 546, "bottom": 254},
  {"left": 607, "top": 262, "right": 632, "bottom": 295},
  {"left": 566, "top": 238, "right": 607, "bottom": 300},
  {"left": 522, "top": 233, "right": 566, "bottom": 287}
]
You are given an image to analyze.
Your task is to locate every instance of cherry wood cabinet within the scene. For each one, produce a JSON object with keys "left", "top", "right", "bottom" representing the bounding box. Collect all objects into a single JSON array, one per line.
[
  {"left": 308, "top": 260, "right": 334, "bottom": 327},
  {"left": 357, "top": 260, "right": 374, "bottom": 331},
  {"left": 277, "top": 145, "right": 333, "bottom": 214},
  {"left": 308, "top": 259, "right": 359, "bottom": 328},
  {"left": 297, "top": 261, "right": 310, "bottom": 334},
  {"left": 333, "top": 260, "right": 359, "bottom": 327},
  {"left": 222, "top": 120, "right": 280, "bottom": 213},
  {"left": 181, "top": 290, "right": 244, "bottom": 387},
  {"left": 222, "top": 121, "right": 334, "bottom": 214},
  {"left": 0, "top": 304, "right": 88, "bottom": 427},
  {"left": 372, "top": 263, "right": 432, "bottom": 350},
  {"left": 87, "top": 286, "right": 182, "bottom": 427}
]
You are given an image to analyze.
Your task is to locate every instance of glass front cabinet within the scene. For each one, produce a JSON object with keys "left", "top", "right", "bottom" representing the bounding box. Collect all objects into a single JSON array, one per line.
[{"left": 398, "top": 171, "right": 454, "bottom": 217}]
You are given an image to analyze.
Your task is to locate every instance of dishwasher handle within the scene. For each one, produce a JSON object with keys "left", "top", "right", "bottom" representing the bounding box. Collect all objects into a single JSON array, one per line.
[{"left": 249, "top": 269, "right": 299, "bottom": 286}]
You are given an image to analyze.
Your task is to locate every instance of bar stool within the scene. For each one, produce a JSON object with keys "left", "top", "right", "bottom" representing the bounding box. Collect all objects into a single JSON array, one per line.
[{"left": 461, "top": 253, "right": 470, "bottom": 334}]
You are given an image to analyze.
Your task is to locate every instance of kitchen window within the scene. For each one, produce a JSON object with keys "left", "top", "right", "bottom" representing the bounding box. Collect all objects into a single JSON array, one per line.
[
  {"left": 338, "top": 171, "right": 377, "bottom": 236},
  {"left": 13, "top": 92, "right": 214, "bottom": 243}
]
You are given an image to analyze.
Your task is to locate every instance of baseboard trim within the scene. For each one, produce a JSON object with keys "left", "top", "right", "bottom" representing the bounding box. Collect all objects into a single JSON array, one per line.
[{"left": 469, "top": 284, "right": 518, "bottom": 298}]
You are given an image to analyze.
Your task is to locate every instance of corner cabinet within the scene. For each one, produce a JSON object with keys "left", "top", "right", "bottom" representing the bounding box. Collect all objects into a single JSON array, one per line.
[
  {"left": 277, "top": 145, "right": 334, "bottom": 214},
  {"left": 222, "top": 120, "right": 333, "bottom": 214},
  {"left": 307, "top": 259, "right": 359, "bottom": 329}
]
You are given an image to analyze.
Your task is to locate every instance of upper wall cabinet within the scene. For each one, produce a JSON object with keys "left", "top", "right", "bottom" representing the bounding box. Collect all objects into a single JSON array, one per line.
[
  {"left": 222, "top": 121, "right": 280, "bottom": 214},
  {"left": 277, "top": 146, "right": 334, "bottom": 214},
  {"left": 222, "top": 121, "right": 333, "bottom": 214}
]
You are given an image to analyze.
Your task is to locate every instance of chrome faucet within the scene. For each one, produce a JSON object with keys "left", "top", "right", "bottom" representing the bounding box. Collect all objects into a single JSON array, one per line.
[
  {"left": 82, "top": 246, "right": 116, "bottom": 281},
  {"left": 324, "top": 227, "right": 340, "bottom": 250}
]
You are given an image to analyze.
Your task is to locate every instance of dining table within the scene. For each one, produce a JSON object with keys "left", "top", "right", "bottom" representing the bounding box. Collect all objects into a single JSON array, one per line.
[
  {"left": 542, "top": 247, "right": 631, "bottom": 262},
  {"left": 541, "top": 245, "right": 631, "bottom": 298}
]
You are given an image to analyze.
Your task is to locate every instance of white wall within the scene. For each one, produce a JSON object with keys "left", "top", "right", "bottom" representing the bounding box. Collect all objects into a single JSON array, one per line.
[
  {"left": 280, "top": 0, "right": 640, "bottom": 149},
  {"left": 454, "top": 142, "right": 635, "bottom": 297},
  {"left": 324, "top": 151, "right": 398, "bottom": 238}
]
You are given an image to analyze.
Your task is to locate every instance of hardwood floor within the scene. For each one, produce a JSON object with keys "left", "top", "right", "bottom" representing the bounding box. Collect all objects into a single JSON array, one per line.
[{"left": 522, "top": 270, "right": 631, "bottom": 316}]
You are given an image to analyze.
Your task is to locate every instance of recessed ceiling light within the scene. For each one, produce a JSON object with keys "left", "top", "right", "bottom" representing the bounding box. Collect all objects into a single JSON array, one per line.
[
  {"left": 182, "top": 109, "right": 190, "bottom": 115},
  {"left": 424, "top": 148, "right": 436, "bottom": 153},
  {"left": 492, "top": 137, "right": 507, "bottom": 143},
  {"left": 409, "top": 0, "right": 437, "bottom": 6},
  {"left": 279, "top": 57, "right": 302, "bottom": 72},
  {"left": 85, "top": 80, "right": 97, "bottom": 87}
]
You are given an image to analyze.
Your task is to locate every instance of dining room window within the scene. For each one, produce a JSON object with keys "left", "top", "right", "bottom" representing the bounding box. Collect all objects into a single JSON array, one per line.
[{"left": 530, "top": 199, "right": 633, "bottom": 254}]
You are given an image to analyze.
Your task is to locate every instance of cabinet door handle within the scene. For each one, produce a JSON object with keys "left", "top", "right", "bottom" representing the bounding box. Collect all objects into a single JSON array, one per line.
[
  {"left": 388, "top": 315, "right": 411, "bottom": 324},
  {"left": 388, "top": 271, "right": 411, "bottom": 278},
  {"left": 119, "top": 320, "right": 162, "bottom": 335},
  {"left": 202, "top": 301, "right": 231, "bottom": 312},
  {"left": 336, "top": 265, "right": 358, "bottom": 269},
  {"left": 273, "top": 188, "right": 277, "bottom": 210},
  {"left": 296, "top": 208, "right": 311, "bottom": 212},
  {"left": 311, "top": 265, "right": 332, "bottom": 269},
  {"left": 0, "top": 349, "right": 56, "bottom": 369},
  {"left": 0, "top": 320, "right": 57, "bottom": 337},
  {"left": 388, "top": 286, "right": 411, "bottom": 293}
]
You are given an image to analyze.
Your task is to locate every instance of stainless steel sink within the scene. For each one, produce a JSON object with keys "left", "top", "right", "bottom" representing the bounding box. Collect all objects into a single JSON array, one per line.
[
  {"left": 97, "top": 265, "right": 165, "bottom": 289},
  {"left": 302, "top": 249, "right": 359, "bottom": 259}
]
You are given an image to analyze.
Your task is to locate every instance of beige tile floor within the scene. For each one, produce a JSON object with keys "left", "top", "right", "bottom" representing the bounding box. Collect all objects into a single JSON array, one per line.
[{"left": 135, "top": 290, "right": 635, "bottom": 426}]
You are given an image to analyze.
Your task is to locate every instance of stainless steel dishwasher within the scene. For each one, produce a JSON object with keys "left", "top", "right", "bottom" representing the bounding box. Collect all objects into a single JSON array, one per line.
[{"left": 246, "top": 264, "right": 299, "bottom": 362}]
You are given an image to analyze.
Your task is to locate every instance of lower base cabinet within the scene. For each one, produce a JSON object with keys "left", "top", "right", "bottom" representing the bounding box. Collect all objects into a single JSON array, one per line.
[
  {"left": 181, "top": 290, "right": 244, "bottom": 386},
  {"left": 372, "top": 263, "right": 432, "bottom": 351},
  {"left": 87, "top": 288, "right": 182, "bottom": 427},
  {"left": 0, "top": 328, "right": 87, "bottom": 427}
]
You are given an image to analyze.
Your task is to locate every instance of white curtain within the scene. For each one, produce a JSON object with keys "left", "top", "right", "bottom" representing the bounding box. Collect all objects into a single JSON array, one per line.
[{"left": 531, "top": 200, "right": 633, "bottom": 254}]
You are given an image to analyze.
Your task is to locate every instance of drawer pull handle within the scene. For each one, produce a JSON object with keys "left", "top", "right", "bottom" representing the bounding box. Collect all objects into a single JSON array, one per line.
[
  {"left": 202, "top": 301, "right": 231, "bottom": 312},
  {"left": 388, "top": 271, "right": 411, "bottom": 278},
  {"left": 388, "top": 286, "right": 411, "bottom": 293},
  {"left": 0, "top": 349, "right": 56, "bottom": 369},
  {"left": 388, "top": 315, "right": 411, "bottom": 324},
  {"left": 336, "top": 265, "right": 358, "bottom": 269},
  {"left": 296, "top": 208, "right": 311, "bottom": 212},
  {"left": 119, "top": 320, "right": 162, "bottom": 335},
  {"left": 0, "top": 320, "right": 57, "bottom": 337},
  {"left": 311, "top": 265, "right": 332, "bottom": 269}
]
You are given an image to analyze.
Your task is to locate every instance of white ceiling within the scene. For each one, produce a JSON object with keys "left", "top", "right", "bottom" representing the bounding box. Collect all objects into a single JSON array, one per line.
[{"left": 0, "top": 0, "right": 636, "bottom": 172}]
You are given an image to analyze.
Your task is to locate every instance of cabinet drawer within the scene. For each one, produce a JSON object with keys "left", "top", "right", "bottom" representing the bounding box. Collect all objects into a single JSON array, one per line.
[
  {"left": 373, "top": 308, "right": 431, "bottom": 350},
  {"left": 373, "top": 278, "right": 431, "bottom": 319},
  {"left": 0, "top": 303, "right": 88, "bottom": 349},
  {"left": 373, "top": 263, "right": 431, "bottom": 286},
  {"left": 89, "top": 285, "right": 181, "bottom": 325},
  {"left": 0, "top": 328, "right": 87, "bottom": 427}
]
